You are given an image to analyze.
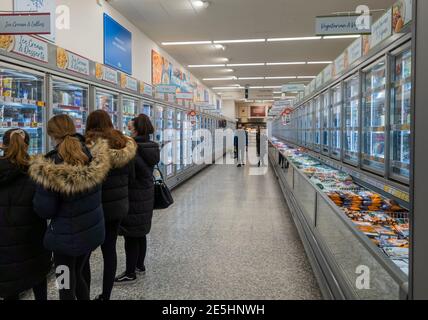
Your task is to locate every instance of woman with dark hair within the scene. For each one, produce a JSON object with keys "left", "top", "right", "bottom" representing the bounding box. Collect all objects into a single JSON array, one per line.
[
  {"left": 115, "top": 114, "right": 160, "bottom": 284},
  {"left": 29, "top": 114, "right": 110, "bottom": 300},
  {"left": 0, "top": 129, "right": 51, "bottom": 300},
  {"left": 84, "top": 110, "right": 137, "bottom": 300}
]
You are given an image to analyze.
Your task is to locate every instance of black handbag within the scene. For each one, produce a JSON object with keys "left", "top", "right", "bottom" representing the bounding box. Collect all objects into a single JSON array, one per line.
[{"left": 153, "top": 165, "right": 174, "bottom": 210}]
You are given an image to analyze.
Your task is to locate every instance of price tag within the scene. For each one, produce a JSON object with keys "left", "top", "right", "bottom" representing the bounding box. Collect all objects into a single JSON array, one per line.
[
  {"left": 37, "top": 101, "right": 45, "bottom": 107},
  {"left": 31, "top": 122, "right": 39, "bottom": 128}
]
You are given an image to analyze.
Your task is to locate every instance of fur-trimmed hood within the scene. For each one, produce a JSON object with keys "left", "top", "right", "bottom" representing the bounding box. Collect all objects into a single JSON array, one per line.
[
  {"left": 108, "top": 136, "right": 137, "bottom": 169},
  {"left": 28, "top": 139, "right": 111, "bottom": 195}
]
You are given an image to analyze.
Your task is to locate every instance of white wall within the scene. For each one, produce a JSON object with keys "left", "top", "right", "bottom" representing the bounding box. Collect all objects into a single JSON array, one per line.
[
  {"left": 0, "top": 0, "right": 219, "bottom": 101},
  {"left": 221, "top": 100, "right": 237, "bottom": 120}
]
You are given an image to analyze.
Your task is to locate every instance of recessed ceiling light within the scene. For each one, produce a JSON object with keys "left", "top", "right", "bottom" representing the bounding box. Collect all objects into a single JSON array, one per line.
[
  {"left": 267, "top": 36, "right": 322, "bottom": 42},
  {"left": 222, "top": 68, "right": 234, "bottom": 72},
  {"left": 162, "top": 41, "right": 212, "bottom": 46},
  {"left": 212, "top": 44, "right": 226, "bottom": 50},
  {"left": 213, "top": 86, "right": 244, "bottom": 90},
  {"left": 203, "top": 77, "right": 237, "bottom": 81},
  {"left": 297, "top": 76, "right": 317, "bottom": 79},
  {"left": 218, "top": 58, "right": 229, "bottom": 62},
  {"left": 227, "top": 63, "right": 265, "bottom": 67},
  {"left": 323, "top": 35, "right": 361, "bottom": 39},
  {"left": 213, "top": 39, "right": 266, "bottom": 44},
  {"left": 238, "top": 77, "right": 265, "bottom": 80},
  {"left": 188, "top": 64, "right": 225, "bottom": 68},
  {"left": 307, "top": 61, "right": 333, "bottom": 64},
  {"left": 265, "top": 76, "right": 297, "bottom": 79},
  {"left": 267, "top": 62, "right": 306, "bottom": 66},
  {"left": 193, "top": 1, "right": 210, "bottom": 9}
]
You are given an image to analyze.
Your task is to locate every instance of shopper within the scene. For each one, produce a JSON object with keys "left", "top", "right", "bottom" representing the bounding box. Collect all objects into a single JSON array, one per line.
[
  {"left": 84, "top": 110, "right": 137, "bottom": 300},
  {"left": 115, "top": 114, "right": 160, "bottom": 284},
  {"left": 0, "top": 129, "right": 52, "bottom": 301},
  {"left": 235, "top": 124, "right": 248, "bottom": 167},
  {"left": 28, "top": 114, "right": 110, "bottom": 300}
]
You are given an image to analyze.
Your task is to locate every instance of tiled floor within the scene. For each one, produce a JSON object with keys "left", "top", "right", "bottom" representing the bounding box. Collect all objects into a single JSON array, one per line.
[{"left": 26, "top": 156, "right": 322, "bottom": 300}]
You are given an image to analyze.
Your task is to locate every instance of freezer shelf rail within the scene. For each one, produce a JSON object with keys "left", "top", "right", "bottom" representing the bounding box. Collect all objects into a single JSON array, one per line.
[{"left": 268, "top": 139, "right": 408, "bottom": 300}]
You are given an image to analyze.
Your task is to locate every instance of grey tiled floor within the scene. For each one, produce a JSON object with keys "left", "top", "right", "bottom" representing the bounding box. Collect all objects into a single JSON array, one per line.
[{"left": 28, "top": 161, "right": 322, "bottom": 300}]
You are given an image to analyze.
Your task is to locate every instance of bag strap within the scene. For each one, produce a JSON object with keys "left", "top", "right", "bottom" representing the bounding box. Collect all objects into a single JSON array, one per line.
[{"left": 153, "top": 164, "right": 165, "bottom": 182}]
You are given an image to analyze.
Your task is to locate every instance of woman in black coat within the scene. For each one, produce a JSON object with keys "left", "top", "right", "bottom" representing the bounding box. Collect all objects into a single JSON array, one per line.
[
  {"left": 29, "top": 115, "right": 110, "bottom": 300},
  {"left": 116, "top": 114, "right": 160, "bottom": 284},
  {"left": 84, "top": 110, "right": 137, "bottom": 300},
  {"left": 0, "top": 129, "right": 51, "bottom": 300}
]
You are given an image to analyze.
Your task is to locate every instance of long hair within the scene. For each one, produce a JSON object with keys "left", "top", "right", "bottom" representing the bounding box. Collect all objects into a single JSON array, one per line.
[
  {"left": 133, "top": 114, "right": 154, "bottom": 139},
  {"left": 1, "top": 129, "right": 30, "bottom": 170},
  {"left": 47, "top": 114, "right": 89, "bottom": 166},
  {"left": 85, "top": 110, "right": 127, "bottom": 150}
]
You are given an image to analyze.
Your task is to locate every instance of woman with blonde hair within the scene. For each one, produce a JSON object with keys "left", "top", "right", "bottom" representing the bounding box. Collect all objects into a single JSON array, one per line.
[
  {"left": 29, "top": 114, "right": 110, "bottom": 300},
  {"left": 0, "top": 129, "right": 51, "bottom": 300}
]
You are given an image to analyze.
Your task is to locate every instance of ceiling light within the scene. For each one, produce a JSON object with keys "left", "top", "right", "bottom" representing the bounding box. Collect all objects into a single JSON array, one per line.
[
  {"left": 188, "top": 64, "right": 225, "bottom": 68},
  {"left": 192, "top": 1, "right": 210, "bottom": 9},
  {"left": 267, "top": 62, "right": 306, "bottom": 66},
  {"left": 213, "top": 39, "right": 266, "bottom": 44},
  {"left": 223, "top": 68, "right": 234, "bottom": 72},
  {"left": 307, "top": 61, "right": 333, "bottom": 64},
  {"left": 238, "top": 77, "right": 265, "bottom": 80},
  {"left": 227, "top": 63, "right": 265, "bottom": 67},
  {"left": 203, "top": 77, "right": 237, "bottom": 81},
  {"left": 218, "top": 58, "right": 229, "bottom": 62},
  {"left": 323, "top": 35, "right": 361, "bottom": 39},
  {"left": 267, "top": 36, "right": 322, "bottom": 42},
  {"left": 264, "top": 86, "right": 282, "bottom": 89},
  {"left": 249, "top": 86, "right": 264, "bottom": 89},
  {"left": 273, "top": 91, "right": 282, "bottom": 94},
  {"left": 212, "top": 44, "right": 226, "bottom": 50},
  {"left": 162, "top": 41, "right": 212, "bottom": 46},
  {"left": 213, "top": 86, "right": 244, "bottom": 90},
  {"left": 265, "top": 76, "right": 297, "bottom": 80}
]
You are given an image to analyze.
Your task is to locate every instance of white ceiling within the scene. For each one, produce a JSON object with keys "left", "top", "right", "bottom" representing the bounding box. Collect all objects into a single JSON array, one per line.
[{"left": 108, "top": 0, "right": 394, "bottom": 99}]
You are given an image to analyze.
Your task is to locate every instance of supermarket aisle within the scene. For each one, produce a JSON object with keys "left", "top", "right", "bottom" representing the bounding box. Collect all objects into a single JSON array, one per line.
[{"left": 31, "top": 163, "right": 321, "bottom": 300}]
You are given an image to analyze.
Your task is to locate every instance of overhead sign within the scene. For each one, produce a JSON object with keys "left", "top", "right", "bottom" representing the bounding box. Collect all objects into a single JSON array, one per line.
[
  {"left": 0, "top": 13, "right": 51, "bottom": 35},
  {"left": 95, "top": 63, "right": 118, "bottom": 85},
  {"left": 141, "top": 82, "right": 154, "bottom": 97},
  {"left": 316, "top": 14, "right": 372, "bottom": 35},
  {"left": 176, "top": 92, "right": 194, "bottom": 100},
  {"left": 104, "top": 13, "right": 132, "bottom": 75},
  {"left": 370, "top": 8, "right": 392, "bottom": 49},
  {"left": 120, "top": 74, "right": 138, "bottom": 92},
  {"left": 2, "top": 35, "right": 49, "bottom": 63},
  {"left": 281, "top": 84, "right": 305, "bottom": 93},
  {"left": 14, "top": 0, "right": 56, "bottom": 42}
]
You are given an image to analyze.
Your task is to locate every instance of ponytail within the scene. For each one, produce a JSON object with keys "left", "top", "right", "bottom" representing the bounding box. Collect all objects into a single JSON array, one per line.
[
  {"left": 1, "top": 129, "right": 30, "bottom": 170},
  {"left": 57, "top": 135, "right": 89, "bottom": 166},
  {"left": 47, "top": 114, "right": 89, "bottom": 166}
]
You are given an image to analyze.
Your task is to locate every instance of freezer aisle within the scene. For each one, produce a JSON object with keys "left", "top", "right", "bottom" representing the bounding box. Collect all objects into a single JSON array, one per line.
[{"left": 29, "top": 163, "right": 321, "bottom": 300}]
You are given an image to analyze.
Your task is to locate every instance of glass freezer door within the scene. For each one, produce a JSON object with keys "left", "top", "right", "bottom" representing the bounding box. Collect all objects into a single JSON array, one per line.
[
  {"left": 314, "top": 97, "right": 321, "bottom": 152},
  {"left": 142, "top": 102, "right": 153, "bottom": 119},
  {"left": 390, "top": 48, "right": 412, "bottom": 183},
  {"left": 331, "top": 84, "right": 342, "bottom": 159},
  {"left": 183, "top": 113, "right": 192, "bottom": 168},
  {"left": 321, "top": 91, "right": 330, "bottom": 155},
  {"left": 96, "top": 90, "right": 119, "bottom": 129},
  {"left": 363, "top": 60, "right": 387, "bottom": 173},
  {"left": 0, "top": 66, "right": 45, "bottom": 155},
  {"left": 122, "top": 96, "right": 139, "bottom": 135},
  {"left": 165, "top": 108, "right": 175, "bottom": 177},
  {"left": 344, "top": 74, "right": 360, "bottom": 165},
  {"left": 52, "top": 78, "right": 88, "bottom": 135},
  {"left": 176, "top": 111, "right": 183, "bottom": 173}
]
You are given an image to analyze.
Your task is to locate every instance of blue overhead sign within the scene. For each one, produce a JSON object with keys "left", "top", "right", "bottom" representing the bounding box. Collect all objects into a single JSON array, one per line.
[{"left": 103, "top": 13, "right": 132, "bottom": 75}]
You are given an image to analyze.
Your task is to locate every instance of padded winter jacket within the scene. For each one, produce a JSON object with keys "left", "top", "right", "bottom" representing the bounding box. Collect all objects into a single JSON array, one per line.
[
  {"left": 119, "top": 136, "right": 160, "bottom": 237},
  {"left": 98, "top": 137, "right": 137, "bottom": 222},
  {"left": 0, "top": 159, "right": 52, "bottom": 298},
  {"left": 29, "top": 137, "right": 111, "bottom": 257}
]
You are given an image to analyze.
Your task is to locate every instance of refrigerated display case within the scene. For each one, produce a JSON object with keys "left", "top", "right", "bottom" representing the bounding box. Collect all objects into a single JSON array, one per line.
[
  {"left": 331, "top": 84, "right": 342, "bottom": 159},
  {"left": 176, "top": 111, "right": 183, "bottom": 173},
  {"left": 122, "top": 96, "right": 140, "bottom": 135},
  {"left": 321, "top": 91, "right": 330, "bottom": 155},
  {"left": 344, "top": 74, "right": 360, "bottom": 165},
  {"left": 142, "top": 101, "right": 153, "bottom": 119},
  {"left": 0, "top": 66, "right": 45, "bottom": 155},
  {"left": 314, "top": 97, "right": 322, "bottom": 152},
  {"left": 183, "top": 113, "right": 192, "bottom": 168},
  {"left": 96, "top": 89, "right": 119, "bottom": 128},
  {"left": 363, "top": 60, "right": 387, "bottom": 173},
  {"left": 165, "top": 108, "right": 175, "bottom": 177},
  {"left": 390, "top": 47, "right": 411, "bottom": 183},
  {"left": 52, "top": 78, "right": 88, "bottom": 135}
]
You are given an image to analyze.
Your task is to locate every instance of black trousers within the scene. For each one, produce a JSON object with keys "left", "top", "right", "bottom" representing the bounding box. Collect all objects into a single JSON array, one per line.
[
  {"left": 54, "top": 253, "right": 89, "bottom": 300},
  {"left": 124, "top": 235, "right": 147, "bottom": 275},
  {"left": 83, "top": 220, "right": 121, "bottom": 300},
  {"left": 2, "top": 279, "right": 48, "bottom": 301}
]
